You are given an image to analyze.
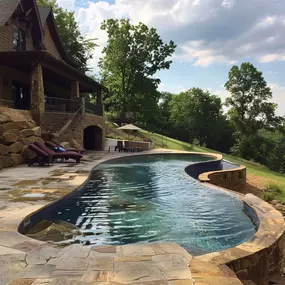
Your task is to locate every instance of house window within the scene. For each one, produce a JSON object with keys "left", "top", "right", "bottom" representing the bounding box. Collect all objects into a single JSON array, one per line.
[{"left": 13, "top": 26, "right": 26, "bottom": 51}]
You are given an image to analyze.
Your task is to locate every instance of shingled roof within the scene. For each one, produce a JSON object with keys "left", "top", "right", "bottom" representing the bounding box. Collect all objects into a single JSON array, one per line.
[{"left": 0, "top": 0, "right": 21, "bottom": 27}]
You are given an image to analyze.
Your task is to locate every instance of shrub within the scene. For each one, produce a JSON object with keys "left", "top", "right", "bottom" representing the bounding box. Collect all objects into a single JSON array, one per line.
[
  {"left": 266, "top": 183, "right": 282, "bottom": 194},
  {"left": 262, "top": 192, "right": 275, "bottom": 202},
  {"left": 183, "top": 144, "right": 193, "bottom": 151}
]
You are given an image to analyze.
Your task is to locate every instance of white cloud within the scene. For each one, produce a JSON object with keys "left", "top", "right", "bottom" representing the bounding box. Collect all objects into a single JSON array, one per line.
[
  {"left": 62, "top": 0, "right": 285, "bottom": 115},
  {"left": 64, "top": 0, "right": 285, "bottom": 69},
  {"left": 221, "top": 0, "right": 235, "bottom": 9},
  {"left": 213, "top": 88, "right": 230, "bottom": 103},
  {"left": 269, "top": 83, "right": 285, "bottom": 116},
  {"left": 158, "top": 82, "right": 165, "bottom": 92},
  {"left": 57, "top": 0, "right": 75, "bottom": 9},
  {"left": 69, "top": 0, "right": 285, "bottom": 68}
]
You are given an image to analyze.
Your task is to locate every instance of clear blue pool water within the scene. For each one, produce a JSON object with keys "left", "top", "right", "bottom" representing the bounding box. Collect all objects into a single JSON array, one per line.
[{"left": 50, "top": 154, "right": 256, "bottom": 255}]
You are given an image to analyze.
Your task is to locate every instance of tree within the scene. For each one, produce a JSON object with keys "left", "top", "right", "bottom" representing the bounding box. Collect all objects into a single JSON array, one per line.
[
  {"left": 225, "top": 62, "right": 279, "bottom": 135},
  {"left": 156, "top": 92, "right": 173, "bottom": 135},
  {"left": 99, "top": 18, "right": 176, "bottom": 113},
  {"left": 169, "top": 88, "right": 233, "bottom": 152},
  {"left": 36, "top": 0, "right": 96, "bottom": 72},
  {"left": 225, "top": 62, "right": 281, "bottom": 157}
]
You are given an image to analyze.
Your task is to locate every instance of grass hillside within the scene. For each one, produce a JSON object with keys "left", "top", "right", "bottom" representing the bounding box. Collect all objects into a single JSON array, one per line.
[{"left": 106, "top": 122, "right": 285, "bottom": 202}]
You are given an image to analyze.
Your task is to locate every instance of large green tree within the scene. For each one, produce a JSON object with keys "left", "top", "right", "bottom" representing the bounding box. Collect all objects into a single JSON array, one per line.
[
  {"left": 99, "top": 18, "right": 176, "bottom": 114},
  {"left": 225, "top": 62, "right": 281, "bottom": 157},
  {"left": 170, "top": 88, "right": 233, "bottom": 151},
  {"left": 225, "top": 62, "right": 278, "bottom": 134},
  {"left": 36, "top": 0, "right": 96, "bottom": 72}
]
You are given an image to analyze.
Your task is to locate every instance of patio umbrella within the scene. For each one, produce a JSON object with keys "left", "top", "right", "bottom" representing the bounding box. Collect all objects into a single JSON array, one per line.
[
  {"left": 117, "top": 124, "right": 142, "bottom": 131},
  {"left": 117, "top": 124, "right": 142, "bottom": 139}
]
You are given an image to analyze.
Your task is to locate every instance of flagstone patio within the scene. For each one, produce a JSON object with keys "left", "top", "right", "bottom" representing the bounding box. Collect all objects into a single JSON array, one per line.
[{"left": 0, "top": 150, "right": 284, "bottom": 285}]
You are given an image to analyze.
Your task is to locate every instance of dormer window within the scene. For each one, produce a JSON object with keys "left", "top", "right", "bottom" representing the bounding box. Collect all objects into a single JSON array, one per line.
[{"left": 13, "top": 26, "right": 26, "bottom": 51}]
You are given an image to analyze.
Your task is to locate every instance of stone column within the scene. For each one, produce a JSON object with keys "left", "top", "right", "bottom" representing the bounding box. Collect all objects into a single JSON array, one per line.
[
  {"left": 70, "top": 81, "right": 80, "bottom": 112},
  {"left": 97, "top": 88, "right": 103, "bottom": 105},
  {"left": 70, "top": 81, "right": 80, "bottom": 99},
  {"left": 0, "top": 75, "right": 3, "bottom": 100},
  {"left": 30, "top": 63, "right": 44, "bottom": 125}
]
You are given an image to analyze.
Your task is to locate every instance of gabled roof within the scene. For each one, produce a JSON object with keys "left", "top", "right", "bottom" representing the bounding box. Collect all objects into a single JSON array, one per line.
[
  {"left": 0, "top": 0, "right": 44, "bottom": 49},
  {"left": 0, "top": 0, "right": 21, "bottom": 27},
  {"left": 38, "top": 6, "right": 76, "bottom": 67},
  {"left": 38, "top": 7, "right": 51, "bottom": 27}
]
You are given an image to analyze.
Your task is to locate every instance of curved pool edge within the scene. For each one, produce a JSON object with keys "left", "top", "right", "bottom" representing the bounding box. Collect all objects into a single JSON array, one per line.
[
  {"left": 199, "top": 165, "right": 247, "bottom": 193},
  {"left": 196, "top": 187, "right": 285, "bottom": 284},
  {"left": 15, "top": 150, "right": 285, "bottom": 284}
]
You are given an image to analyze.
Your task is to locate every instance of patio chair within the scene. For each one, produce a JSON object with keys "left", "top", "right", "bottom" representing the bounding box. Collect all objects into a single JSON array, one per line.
[
  {"left": 34, "top": 141, "right": 83, "bottom": 163},
  {"left": 46, "top": 141, "right": 85, "bottom": 154},
  {"left": 28, "top": 144, "right": 53, "bottom": 166},
  {"left": 114, "top": 141, "right": 125, "bottom": 152}
]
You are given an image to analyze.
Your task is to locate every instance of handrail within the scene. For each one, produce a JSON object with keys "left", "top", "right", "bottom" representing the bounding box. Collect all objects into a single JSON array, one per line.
[
  {"left": 70, "top": 104, "right": 84, "bottom": 130},
  {"left": 57, "top": 99, "right": 85, "bottom": 137}
]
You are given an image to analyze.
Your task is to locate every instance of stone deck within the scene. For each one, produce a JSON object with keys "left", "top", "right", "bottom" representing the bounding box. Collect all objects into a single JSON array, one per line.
[{"left": 0, "top": 150, "right": 283, "bottom": 285}]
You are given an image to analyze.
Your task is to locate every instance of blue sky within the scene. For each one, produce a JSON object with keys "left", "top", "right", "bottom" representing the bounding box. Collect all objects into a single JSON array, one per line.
[{"left": 58, "top": 0, "right": 285, "bottom": 115}]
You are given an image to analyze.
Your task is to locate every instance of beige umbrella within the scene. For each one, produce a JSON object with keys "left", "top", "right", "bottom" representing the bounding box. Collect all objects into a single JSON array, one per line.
[
  {"left": 117, "top": 124, "right": 142, "bottom": 139},
  {"left": 117, "top": 124, "right": 142, "bottom": 131}
]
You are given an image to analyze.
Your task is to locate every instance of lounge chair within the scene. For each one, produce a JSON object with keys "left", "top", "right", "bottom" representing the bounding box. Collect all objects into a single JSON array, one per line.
[
  {"left": 46, "top": 141, "right": 85, "bottom": 154},
  {"left": 28, "top": 144, "right": 53, "bottom": 166},
  {"left": 34, "top": 142, "right": 83, "bottom": 163}
]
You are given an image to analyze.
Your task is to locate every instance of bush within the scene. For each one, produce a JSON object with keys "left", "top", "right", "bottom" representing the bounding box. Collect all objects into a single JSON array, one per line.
[
  {"left": 183, "top": 144, "right": 193, "bottom": 151},
  {"left": 266, "top": 183, "right": 282, "bottom": 194},
  {"left": 262, "top": 192, "right": 275, "bottom": 202}
]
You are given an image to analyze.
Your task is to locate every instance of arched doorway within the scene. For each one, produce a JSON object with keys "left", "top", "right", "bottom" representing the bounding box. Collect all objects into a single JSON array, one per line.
[{"left": 83, "top": 125, "right": 102, "bottom": 150}]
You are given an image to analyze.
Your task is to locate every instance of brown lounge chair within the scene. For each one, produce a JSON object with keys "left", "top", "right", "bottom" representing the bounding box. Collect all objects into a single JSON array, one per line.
[
  {"left": 45, "top": 141, "right": 85, "bottom": 154},
  {"left": 34, "top": 141, "right": 83, "bottom": 163},
  {"left": 28, "top": 144, "right": 53, "bottom": 166}
]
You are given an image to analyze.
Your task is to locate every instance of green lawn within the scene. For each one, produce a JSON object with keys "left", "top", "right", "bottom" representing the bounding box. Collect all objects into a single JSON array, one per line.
[{"left": 142, "top": 130, "right": 285, "bottom": 202}]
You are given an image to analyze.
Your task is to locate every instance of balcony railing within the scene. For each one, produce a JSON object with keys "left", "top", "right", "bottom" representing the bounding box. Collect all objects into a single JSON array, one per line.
[
  {"left": 45, "top": 97, "right": 82, "bottom": 113},
  {"left": 85, "top": 100, "right": 103, "bottom": 116}
]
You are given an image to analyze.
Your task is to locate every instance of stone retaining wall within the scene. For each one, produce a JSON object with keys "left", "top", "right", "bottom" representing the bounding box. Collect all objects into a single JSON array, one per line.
[
  {"left": 0, "top": 107, "right": 44, "bottom": 170},
  {"left": 196, "top": 192, "right": 285, "bottom": 285},
  {"left": 41, "top": 112, "right": 73, "bottom": 133},
  {"left": 199, "top": 166, "right": 247, "bottom": 192}
]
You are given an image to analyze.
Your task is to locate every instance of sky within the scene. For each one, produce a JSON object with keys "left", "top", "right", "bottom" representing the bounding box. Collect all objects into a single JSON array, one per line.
[{"left": 57, "top": 0, "right": 285, "bottom": 116}]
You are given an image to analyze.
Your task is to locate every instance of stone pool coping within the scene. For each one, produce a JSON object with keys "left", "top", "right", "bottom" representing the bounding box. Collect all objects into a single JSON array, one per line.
[
  {"left": 0, "top": 149, "right": 284, "bottom": 285},
  {"left": 199, "top": 165, "right": 246, "bottom": 182}
]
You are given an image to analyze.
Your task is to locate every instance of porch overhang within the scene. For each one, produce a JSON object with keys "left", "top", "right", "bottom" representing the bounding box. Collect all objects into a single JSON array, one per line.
[{"left": 0, "top": 51, "right": 107, "bottom": 93}]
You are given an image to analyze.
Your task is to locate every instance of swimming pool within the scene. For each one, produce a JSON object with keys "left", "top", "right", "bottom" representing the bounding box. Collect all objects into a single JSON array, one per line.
[{"left": 45, "top": 154, "right": 256, "bottom": 255}]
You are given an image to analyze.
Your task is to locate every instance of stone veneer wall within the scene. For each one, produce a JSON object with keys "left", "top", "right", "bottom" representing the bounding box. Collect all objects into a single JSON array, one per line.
[
  {"left": 41, "top": 112, "right": 74, "bottom": 133},
  {"left": 0, "top": 107, "right": 45, "bottom": 170},
  {"left": 66, "top": 113, "right": 105, "bottom": 148},
  {"left": 197, "top": 194, "right": 285, "bottom": 285},
  {"left": 199, "top": 166, "right": 247, "bottom": 192},
  {"left": 42, "top": 112, "right": 105, "bottom": 150},
  {"left": 228, "top": 234, "right": 285, "bottom": 284}
]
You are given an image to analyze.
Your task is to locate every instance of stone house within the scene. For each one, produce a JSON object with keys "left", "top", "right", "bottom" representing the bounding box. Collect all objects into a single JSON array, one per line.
[{"left": 0, "top": 0, "right": 106, "bottom": 159}]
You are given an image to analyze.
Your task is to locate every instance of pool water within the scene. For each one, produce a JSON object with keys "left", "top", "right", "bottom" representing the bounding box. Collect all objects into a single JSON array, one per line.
[{"left": 50, "top": 154, "right": 256, "bottom": 254}]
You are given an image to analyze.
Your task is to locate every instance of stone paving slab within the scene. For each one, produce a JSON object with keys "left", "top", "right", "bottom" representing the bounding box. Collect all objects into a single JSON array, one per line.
[{"left": 0, "top": 150, "right": 282, "bottom": 285}]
